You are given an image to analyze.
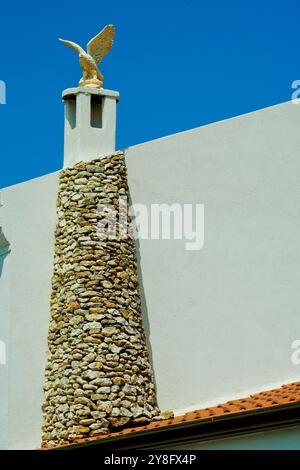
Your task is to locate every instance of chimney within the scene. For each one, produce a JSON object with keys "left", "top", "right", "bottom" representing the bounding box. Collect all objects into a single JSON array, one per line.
[
  {"left": 62, "top": 87, "right": 119, "bottom": 168},
  {"left": 41, "top": 26, "right": 160, "bottom": 448}
]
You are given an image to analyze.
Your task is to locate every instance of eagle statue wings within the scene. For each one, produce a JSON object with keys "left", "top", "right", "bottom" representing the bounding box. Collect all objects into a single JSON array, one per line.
[{"left": 59, "top": 24, "right": 115, "bottom": 88}]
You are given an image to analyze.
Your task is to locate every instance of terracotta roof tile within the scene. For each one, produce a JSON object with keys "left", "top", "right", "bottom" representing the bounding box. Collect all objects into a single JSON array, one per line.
[{"left": 41, "top": 380, "right": 300, "bottom": 449}]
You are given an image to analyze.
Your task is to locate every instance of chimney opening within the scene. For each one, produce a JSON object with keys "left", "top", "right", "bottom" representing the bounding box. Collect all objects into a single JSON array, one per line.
[
  {"left": 90, "top": 95, "right": 103, "bottom": 128},
  {"left": 65, "top": 95, "right": 76, "bottom": 130}
]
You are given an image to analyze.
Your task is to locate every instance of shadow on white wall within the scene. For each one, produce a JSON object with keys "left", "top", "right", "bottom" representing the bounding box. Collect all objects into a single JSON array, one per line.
[{"left": 0, "top": 227, "right": 10, "bottom": 277}]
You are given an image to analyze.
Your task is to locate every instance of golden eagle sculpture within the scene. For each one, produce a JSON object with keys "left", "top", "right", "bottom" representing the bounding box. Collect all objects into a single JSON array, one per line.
[{"left": 59, "top": 24, "right": 115, "bottom": 88}]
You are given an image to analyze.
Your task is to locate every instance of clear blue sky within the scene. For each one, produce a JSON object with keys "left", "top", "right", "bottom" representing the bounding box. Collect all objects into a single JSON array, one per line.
[{"left": 0, "top": 0, "right": 299, "bottom": 188}]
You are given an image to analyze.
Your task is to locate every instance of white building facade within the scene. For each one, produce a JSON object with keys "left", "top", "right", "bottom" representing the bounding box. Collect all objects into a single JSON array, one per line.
[{"left": 1, "top": 94, "right": 300, "bottom": 449}]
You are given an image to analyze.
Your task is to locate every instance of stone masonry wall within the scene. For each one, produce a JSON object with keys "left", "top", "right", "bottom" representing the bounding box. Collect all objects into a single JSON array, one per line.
[{"left": 41, "top": 152, "right": 159, "bottom": 447}]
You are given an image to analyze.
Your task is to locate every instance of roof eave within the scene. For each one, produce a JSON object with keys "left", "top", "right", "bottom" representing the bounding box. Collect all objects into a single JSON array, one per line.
[{"left": 53, "top": 401, "right": 300, "bottom": 450}]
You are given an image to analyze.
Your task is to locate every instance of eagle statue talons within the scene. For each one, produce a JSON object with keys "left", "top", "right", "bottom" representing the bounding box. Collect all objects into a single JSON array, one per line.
[
  {"left": 79, "top": 78, "right": 103, "bottom": 89},
  {"left": 59, "top": 24, "right": 115, "bottom": 89}
]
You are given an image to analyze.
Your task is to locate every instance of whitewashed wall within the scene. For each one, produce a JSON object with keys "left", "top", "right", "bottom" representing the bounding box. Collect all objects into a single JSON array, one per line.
[
  {"left": 1, "top": 100, "right": 300, "bottom": 448},
  {"left": 125, "top": 100, "right": 300, "bottom": 414},
  {"left": 0, "top": 173, "right": 58, "bottom": 449}
]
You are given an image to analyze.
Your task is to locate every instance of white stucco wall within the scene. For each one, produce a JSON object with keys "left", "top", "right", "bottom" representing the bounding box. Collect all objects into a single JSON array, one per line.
[
  {"left": 0, "top": 242, "right": 10, "bottom": 449},
  {"left": 125, "top": 100, "right": 300, "bottom": 414},
  {"left": 1, "top": 100, "right": 300, "bottom": 448},
  {"left": 0, "top": 173, "right": 59, "bottom": 449}
]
